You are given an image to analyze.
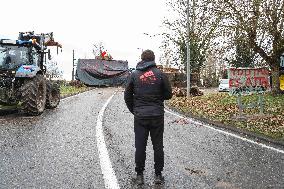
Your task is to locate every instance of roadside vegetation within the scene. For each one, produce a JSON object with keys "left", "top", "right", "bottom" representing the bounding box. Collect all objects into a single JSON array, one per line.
[
  {"left": 60, "top": 80, "right": 89, "bottom": 97},
  {"left": 161, "top": 0, "right": 284, "bottom": 143},
  {"left": 0, "top": 104, "right": 17, "bottom": 110},
  {"left": 167, "top": 92, "right": 284, "bottom": 140}
]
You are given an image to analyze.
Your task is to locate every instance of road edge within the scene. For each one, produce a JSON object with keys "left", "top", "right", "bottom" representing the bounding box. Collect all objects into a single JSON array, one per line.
[
  {"left": 60, "top": 87, "right": 95, "bottom": 99},
  {"left": 165, "top": 103, "right": 284, "bottom": 149}
]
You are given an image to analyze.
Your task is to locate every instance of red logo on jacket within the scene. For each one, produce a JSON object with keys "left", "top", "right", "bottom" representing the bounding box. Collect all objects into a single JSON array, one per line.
[{"left": 139, "top": 70, "right": 157, "bottom": 84}]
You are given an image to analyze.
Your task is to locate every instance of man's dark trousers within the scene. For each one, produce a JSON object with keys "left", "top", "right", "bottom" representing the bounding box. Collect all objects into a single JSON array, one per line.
[{"left": 134, "top": 116, "right": 164, "bottom": 175}]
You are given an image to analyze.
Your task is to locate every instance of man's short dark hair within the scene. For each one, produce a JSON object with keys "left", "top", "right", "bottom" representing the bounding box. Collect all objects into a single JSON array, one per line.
[{"left": 141, "top": 50, "right": 155, "bottom": 61}]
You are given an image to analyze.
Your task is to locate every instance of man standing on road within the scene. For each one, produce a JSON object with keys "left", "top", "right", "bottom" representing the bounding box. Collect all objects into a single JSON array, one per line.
[{"left": 124, "top": 49, "right": 172, "bottom": 185}]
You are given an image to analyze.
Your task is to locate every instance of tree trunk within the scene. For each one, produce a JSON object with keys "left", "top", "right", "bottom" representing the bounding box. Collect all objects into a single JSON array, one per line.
[{"left": 271, "top": 62, "right": 280, "bottom": 95}]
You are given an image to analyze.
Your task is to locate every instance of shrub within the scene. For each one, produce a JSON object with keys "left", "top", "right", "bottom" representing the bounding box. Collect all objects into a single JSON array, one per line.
[{"left": 68, "top": 80, "right": 86, "bottom": 88}]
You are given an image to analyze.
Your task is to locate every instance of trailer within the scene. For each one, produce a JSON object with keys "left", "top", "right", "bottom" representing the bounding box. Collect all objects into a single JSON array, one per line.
[{"left": 75, "top": 59, "right": 129, "bottom": 86}]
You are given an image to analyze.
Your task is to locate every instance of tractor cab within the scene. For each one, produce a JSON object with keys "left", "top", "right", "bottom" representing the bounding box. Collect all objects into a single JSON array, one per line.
[
  {"left": 0, "top": 38, "right": 44, "bottom": 77},
  {"left": 0, "top": 44, "right": 31, "bottom": 70}
]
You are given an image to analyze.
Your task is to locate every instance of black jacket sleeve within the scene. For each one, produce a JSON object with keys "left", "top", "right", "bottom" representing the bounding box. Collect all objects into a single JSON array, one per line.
[
  {"left": 162, "top": 73, "right": 173, "bottom": 100},
  {"left": 124, "top": 74, "right": 134, "bottom": 114}
]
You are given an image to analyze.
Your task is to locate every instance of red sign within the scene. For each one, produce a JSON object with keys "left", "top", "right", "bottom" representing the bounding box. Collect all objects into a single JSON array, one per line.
[{"left": 228, "top": 67, "right": 271, "bottom": 95}]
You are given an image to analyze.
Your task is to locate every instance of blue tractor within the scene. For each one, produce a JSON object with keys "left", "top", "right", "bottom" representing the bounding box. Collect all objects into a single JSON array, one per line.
[{"left": 0, "top": 31, "right": 62, "bottom": 115}]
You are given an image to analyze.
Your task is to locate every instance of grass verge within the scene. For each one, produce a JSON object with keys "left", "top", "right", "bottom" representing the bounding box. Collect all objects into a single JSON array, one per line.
[
  {"left": 0, "top": 104, "right": 18, "bottom": 110},
  {"left": 60, "top": 85, "right": 89, "bottom": 97},
  {"left": 167, "top": 93, "right": 284, "bottom": 141}
]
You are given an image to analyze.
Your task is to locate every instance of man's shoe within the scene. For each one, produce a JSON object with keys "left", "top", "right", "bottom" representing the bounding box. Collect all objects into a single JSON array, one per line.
[
  {"left": 154, "top": 174, "right": 164, "bottom": 185},
  {"left": 135, "top": 174, "right": 144, "bottom": 185}
]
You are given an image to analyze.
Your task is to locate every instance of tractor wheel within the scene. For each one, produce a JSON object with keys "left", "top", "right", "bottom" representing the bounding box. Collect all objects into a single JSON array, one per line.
[
  {"left": 46, "top": 81, "right": 60, "bottom": 109},
  {"left": 21, "top": 75, "right": 47, "bottom": 115}
]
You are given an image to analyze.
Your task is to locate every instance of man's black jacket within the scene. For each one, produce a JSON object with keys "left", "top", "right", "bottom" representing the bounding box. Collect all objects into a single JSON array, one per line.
[{"left": 124, "top": 61, "right": 172, "bottom": 118}]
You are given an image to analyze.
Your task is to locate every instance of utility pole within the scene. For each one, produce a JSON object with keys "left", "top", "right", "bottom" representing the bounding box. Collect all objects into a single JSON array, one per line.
[
  {"left": 72, "top": 50, "right": 76, "bottom": 81},
  {"left": 186, "top": 0, "right": 191, "bottom": 97}
]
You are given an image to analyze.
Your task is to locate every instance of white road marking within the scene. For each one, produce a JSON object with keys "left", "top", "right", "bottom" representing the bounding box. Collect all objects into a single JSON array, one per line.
[
  {"left": 165, "top": 109, "right": 284, "bottom": 154},
  {"left": 96, "top": 94, "right": 120, "bottom": 189}
]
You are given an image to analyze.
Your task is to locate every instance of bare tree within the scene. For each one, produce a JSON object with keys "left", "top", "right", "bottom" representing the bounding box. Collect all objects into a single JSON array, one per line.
[
  {"left": 45, "top": 60, "right": 63, "bottom": 80},
  {"left": 162, "top": 0, "right": 223, "bottom": 75},
  {"left": 159, "top": 40, "right": 173, "bottom": 68},
  {"left": 92, "top": 42, "right": 104, "bottom": 58},
  {"left": 218, "top": 0, "right": 284, "bottom": 94}
]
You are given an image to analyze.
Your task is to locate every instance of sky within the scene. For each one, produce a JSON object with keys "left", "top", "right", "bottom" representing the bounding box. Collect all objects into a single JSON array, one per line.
[{"left": 0, "top": 0, "right": 168, "bottom": 80}]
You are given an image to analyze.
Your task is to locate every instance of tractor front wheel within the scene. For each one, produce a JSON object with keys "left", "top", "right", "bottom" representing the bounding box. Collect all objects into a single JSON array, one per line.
[{"left": 21, "top": 75, "right": 46, "bottom": 115}]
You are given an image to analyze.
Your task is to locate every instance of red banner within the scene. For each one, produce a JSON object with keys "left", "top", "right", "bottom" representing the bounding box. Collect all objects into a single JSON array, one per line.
[{"left": 228, "top": 67, "right": 271, "bottom": 95}]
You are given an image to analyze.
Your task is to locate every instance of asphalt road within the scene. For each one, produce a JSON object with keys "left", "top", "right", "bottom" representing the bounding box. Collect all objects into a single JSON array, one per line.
[
  {"left": 105, "top": 90, "right": 284, "bottom": 189},
  {"left": 0, "top": 87, "right": 284, "bottom": 189},
  {"left": 0, "top": 88, "right": 115, "bottom": 188}
]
